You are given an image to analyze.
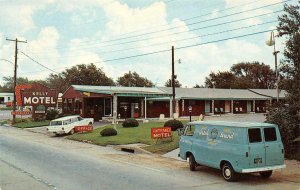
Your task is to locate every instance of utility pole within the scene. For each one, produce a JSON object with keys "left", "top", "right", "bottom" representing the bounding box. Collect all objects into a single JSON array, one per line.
[
  {"left": 6, "top": 38, "right": 27, "bottom": 124},
  {"left": 171, "top": 46, "right": 175, "bottom": 119}
]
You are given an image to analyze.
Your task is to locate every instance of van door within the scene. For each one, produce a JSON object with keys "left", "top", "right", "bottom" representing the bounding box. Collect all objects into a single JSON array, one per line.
[
  {"left": 248, "top": 128, "right": 265, "bottom": 168},
  {"left": 263, "top": 127, "right": 284, "bottom": 166}
]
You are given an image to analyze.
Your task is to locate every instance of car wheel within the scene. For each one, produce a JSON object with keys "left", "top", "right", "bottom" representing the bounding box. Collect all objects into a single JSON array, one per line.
[
  {"left": 259, "top": 171, "right": 272, "bottom": 178},
  {"left": 69, "top": 129, "right": 75, "bottom": 135},
  {"left": 222, "top": 163, "right": 237, "bottom": 182},
  {"left": 188, "top": 154, "right": 196, "bottom": 171}
]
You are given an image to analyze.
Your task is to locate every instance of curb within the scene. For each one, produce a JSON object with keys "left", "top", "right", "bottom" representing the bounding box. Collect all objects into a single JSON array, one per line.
[{"left": 113, "top": 145, "right": 152, "bottom": 154}]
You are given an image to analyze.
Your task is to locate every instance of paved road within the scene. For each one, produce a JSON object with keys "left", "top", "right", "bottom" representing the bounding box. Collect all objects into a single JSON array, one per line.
[{"left": 0, "top": 126, "right": 299, "bottom": 190}]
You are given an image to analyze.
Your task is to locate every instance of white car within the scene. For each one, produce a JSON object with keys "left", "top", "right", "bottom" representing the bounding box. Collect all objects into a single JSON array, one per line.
[{"left": 47, "top": 115, "right": 94, "bottom": 135}]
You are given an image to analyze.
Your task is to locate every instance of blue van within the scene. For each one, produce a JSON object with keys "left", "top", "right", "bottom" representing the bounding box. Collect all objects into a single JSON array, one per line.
[{"left": 178, "top": 121, "right": 285, "bottom": 181}]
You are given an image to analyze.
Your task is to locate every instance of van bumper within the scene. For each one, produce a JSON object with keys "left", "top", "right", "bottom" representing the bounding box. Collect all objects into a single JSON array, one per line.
[{"left": 241, "top": 165, "right": 286, "bottom": 173}]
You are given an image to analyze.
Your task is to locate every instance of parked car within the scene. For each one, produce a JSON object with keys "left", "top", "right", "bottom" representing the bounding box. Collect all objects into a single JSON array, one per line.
[
  {"left": 178, "top": 121, "right": 285, "bottom": 181},
  {"left": 47, "top": 115, "right": 94, "bottom": 135}
]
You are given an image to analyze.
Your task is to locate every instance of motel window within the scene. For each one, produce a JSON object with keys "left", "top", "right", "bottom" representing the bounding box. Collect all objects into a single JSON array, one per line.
[
  {"left": 8, "top": 97, "right": 11, "bottom": 101},
  {"left": 248, "top": 128, "right": 262, "bottom": 143}
]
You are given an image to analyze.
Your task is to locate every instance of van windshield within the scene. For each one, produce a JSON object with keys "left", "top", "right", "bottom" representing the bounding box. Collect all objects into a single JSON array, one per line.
[{"left": 50, "top": 121, "right": 62, "bottom": 126}]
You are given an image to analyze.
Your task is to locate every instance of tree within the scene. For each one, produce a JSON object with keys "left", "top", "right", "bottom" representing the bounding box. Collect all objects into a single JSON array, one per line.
[
  {"left": 193, "top": 84, "right": 204, "bottom": 88},
  {"left": 117, "top": 71, "right": 154, "bottom": 87},
  {"left": 231, "top": 62, "right": 276, "bottom": 89},
  {"left": 0, "top": 76, "right": 30, "bottom": 92},
  {"left": 205, "top": 71, "right": 236, "bottom": 88},
  {"left": 46, "top": 74, "right": 68, "bottom": 93},
  {"left": 204, "top": 62, "right": 276, "bottom": 89},
  {"left": 62, "top": 63, "right": 115, "bottom": 87},
  {"left": 164, "top": 78, "right": 182, "bottom": 87},
  {"left": 267, "top": 2, "right": 300, "bottom": 159}
]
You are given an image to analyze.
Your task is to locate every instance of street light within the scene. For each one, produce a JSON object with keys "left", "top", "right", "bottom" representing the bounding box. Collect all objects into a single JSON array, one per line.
[
  {"left": 188, "top": 106, "right": 192, "bottom": 122},
  {"left": 266, "top": 31, "right": 280, "bottom": 102}
]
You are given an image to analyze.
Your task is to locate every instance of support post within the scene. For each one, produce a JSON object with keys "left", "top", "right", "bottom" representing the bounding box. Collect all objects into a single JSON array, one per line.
[
  {"left": 6, "top": 38, "right": 27, "bottom": 124},
  {"left": 169, "top": 97, "right": 172, "bottom": 118},
  {"left": 171, "top": 46, "right": 176, "bottom": 118},
  {"left": 144, "top": 97, "right": 147, "bottom": 119},
  {"left": 212, "top": 100, "right": 215, "bottom": 115}
]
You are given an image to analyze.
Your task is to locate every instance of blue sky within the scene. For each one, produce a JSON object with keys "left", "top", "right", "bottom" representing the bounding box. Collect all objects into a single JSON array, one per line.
[{"left": 0, "top": 0, "right": 292, "bottom": 88}]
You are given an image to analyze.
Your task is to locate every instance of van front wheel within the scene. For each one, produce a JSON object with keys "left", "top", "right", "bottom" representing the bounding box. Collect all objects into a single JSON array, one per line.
[
  {"left": 188, "top": 154, "right": 196, "bottom": 171},
  {"left": 222, "top": 163, "right": 237, "bottom": 182},
  {"left": 259, "top": 171, "right": 272, "bottom": 178}
]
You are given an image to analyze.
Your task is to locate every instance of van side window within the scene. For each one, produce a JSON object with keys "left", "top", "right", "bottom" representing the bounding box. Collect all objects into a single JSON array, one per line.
[
  {"left": 248, "top": 128, "right": 262, "bottom": 143},
  {"left": 264, "top": 127, "right": 277, "bottom": 141}
]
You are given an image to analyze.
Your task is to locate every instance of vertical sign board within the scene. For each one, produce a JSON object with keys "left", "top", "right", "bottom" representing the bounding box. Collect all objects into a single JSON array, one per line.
[
  {"left": 15, "top": 83, "right": 58, "bottom": 120},
  {"left": 151, "top": 127, "right": 172, "bottom": 140}
]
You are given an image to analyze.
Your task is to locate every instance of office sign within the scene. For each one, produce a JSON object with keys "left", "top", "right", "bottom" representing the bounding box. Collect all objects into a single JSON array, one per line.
[{"left": 151, "top": 127, "right": 172, "bottom": 139}]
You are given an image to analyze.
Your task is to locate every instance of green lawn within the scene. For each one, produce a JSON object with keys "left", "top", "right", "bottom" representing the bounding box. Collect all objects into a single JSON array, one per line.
[
  {"left": 68, "top": 122, "right": 182, "bottom": 154},
  {"left": 12, "top": 120, "right": 50, "bottom": 128}
]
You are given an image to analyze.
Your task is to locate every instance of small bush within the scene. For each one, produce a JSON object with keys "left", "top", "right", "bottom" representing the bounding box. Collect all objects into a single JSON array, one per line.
[
  {"left": 46, "top": 109, "right": 59, "bottom": 120},
  {"left": 100, "top": 128, "right": 117, "bottom": 136},
  {"left": 164, "top": 119, "right": 184, "bottom": 131},
  {"left": 122, "top": 118, "right": 139, "bottom": 128}
]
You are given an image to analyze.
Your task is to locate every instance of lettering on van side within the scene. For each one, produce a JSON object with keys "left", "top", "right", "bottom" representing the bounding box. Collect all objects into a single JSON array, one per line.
[{"left": 220, "top": 132, "right": 235, "bottom": 139}]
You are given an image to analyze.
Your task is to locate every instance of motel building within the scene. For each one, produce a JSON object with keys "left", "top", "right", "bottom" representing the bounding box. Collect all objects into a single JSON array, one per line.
[{"left": 61, "top": 85, "right": 286, "bottom": 121}]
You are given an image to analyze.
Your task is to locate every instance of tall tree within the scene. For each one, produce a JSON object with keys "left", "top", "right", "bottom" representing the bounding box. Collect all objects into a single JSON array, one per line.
[
  {"left": 0, "top": 76, "right": 30, "bottom": 92},
  {"left": 204, "top": 62, "right": 276, "bottom": 89},
  {"left": 277, "top": 1, "right": 300, "bottom": 102},
  {"left": 46, "top": 73, "right": 68, "bottom": 93},
  {"left": 117, "top": 71, "right": 154, "bottom": 87},
  {"left": 267, "top": 2, "right": 300, "bottom": 159},
  {"left": 205, "top": 71, "right": 236, "bottom": 88},
  {"left": 164, "top": 78, "right": 182, "bottom": 87},
  {"left": 231, "top": 62, "right": 276, "bottom": 89},
  {"left": 62, "top": 63, "right": 115, "bottom": 87}
]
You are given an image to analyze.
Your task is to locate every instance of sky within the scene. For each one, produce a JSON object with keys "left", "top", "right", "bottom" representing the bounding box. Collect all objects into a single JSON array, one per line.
[{"left": 0, "top": 0, "right": 293, "bottom": 88}]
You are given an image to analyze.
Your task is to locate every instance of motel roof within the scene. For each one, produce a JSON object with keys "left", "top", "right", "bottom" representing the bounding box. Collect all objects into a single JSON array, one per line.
[
  {"left": 70, "top": 85, "right": 169, "bottom": 97},
  {"left": 159, "top": 87, "right": 271, "bottom": 100},
  {"left": 249, "top": 89, "right": 287, "bottom": 99}
]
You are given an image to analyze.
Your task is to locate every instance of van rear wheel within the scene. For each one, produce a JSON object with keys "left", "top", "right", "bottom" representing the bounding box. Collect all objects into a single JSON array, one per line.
[
  {"left": 222, "top": 163, "right": 237, "bottom": 182},
  {"left": 188, "top": 154, "right": 196, "bottom": 171},
  {"left": 259, "top": 171, "right": 272, "bottom": 178}
]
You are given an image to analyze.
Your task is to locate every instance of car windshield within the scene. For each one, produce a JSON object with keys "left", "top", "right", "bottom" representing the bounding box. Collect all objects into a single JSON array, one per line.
[{"left": 50, "top": 121, "right": 62, "bottom": 126}]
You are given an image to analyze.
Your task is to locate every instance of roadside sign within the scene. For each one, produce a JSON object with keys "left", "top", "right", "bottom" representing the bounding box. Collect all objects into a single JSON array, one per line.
[
  {"left": 151, "top": 127, "right": 172, "bottom": 139},
  {"left": 74, "top": 125, "right": 93, "bottom": 133},
  {"left": 11, "top": 111, "right": 32, "bottom": 115}
]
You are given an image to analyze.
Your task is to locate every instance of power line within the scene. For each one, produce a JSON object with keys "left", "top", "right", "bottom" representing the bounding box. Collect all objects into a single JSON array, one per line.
[
  {"left": 47, "top": 0, "right": 286, "bottom": 51},
  {"left": 20, "top": 29, "right": 274, "bottom": 76},
  {"left": 29, "top": 9, "right": 281, "bottom": 56},
  {"left": 30, "top": 19, "right": 278, "bottom": 61},
  {"left": 92, "top": 29, "right": 274, "bottom": 63},
  {"left": 20, "top": 51, "right": 59, "bottom": 74}
]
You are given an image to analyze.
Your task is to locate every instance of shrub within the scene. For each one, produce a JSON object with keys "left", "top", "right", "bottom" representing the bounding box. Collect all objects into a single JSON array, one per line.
[
  {"left": 164, "top": 119, "right": 184, "bottom": 131},
  {"left": 266, "top": 102, "right": 300, "bottom": 159},
  {"left": 46, "top": 109, "right": 59, "bottom": 120},
  {"left": 122, "top": 118, "right": 139, "bottom": 128},
  {"left": 100, "top": 128, "right": 117, "bottom": 136}
]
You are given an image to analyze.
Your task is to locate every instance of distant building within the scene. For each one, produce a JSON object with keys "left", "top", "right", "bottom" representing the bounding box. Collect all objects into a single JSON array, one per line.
[
  {"left": 62, "top": 85, "right": 287, "bottom": 121},
  {"left": 0, "top": 93, "right": 14, "bottom": 105}
]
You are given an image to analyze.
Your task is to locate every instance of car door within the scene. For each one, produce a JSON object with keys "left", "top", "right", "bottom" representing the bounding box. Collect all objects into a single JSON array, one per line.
[
  {"left": 263, "top": 126, "right": 284, "bottom": 166},
  {"left": 179, "top": 125, "right": 195, "bottom": 160},
  {"left": 248, "top": 128, "right": 265, "bottom": 168}
]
